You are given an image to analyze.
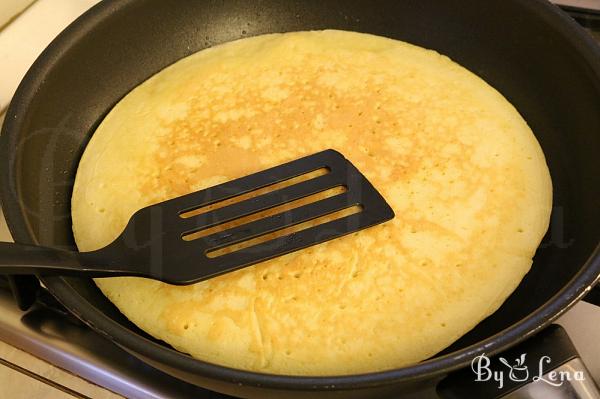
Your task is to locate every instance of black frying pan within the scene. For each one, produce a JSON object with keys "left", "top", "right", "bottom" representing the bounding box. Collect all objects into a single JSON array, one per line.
[{"left": 1, "top": 0, "right": 599, "bottom": 398}]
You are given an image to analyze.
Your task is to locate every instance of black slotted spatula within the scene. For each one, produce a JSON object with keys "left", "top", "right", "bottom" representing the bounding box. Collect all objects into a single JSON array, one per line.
[{"left": 0, "top": 150, "right": 394, "bottom": 285}]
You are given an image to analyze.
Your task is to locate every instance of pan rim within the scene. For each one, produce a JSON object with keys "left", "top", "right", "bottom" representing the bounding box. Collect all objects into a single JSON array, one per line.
[{"left": 1, "top": 0, "right": 600, "bottom": 391}]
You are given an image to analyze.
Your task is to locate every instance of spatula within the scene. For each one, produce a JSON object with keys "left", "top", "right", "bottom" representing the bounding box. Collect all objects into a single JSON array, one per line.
[{"left": 0, "top": 150, "right": 394, "bottom": 285}]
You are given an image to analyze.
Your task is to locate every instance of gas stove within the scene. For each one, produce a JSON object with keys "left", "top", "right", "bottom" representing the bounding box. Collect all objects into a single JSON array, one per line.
[{"left": 0, "top": 2, "right": 599, "bottom": 398}]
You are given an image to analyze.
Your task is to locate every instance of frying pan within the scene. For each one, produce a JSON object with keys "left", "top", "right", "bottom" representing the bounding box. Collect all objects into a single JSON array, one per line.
[{"left": 1, "top": 0, "right": 599, "bottom": 398}]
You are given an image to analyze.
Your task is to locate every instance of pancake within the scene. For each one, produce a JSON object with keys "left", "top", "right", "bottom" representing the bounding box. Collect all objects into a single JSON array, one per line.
[{"left": 71, "top": 30, "right": 552, "bottom": 375}]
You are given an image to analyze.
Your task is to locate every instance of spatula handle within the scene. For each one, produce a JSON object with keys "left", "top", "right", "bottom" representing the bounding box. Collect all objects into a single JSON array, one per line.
[{"left": 0, "top": 242, "right": 120, "bottom": 277}]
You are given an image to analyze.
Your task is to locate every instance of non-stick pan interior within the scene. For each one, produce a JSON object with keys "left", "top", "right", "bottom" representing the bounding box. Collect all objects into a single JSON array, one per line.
[{"left": 2, "top": 0, "right": 600, "bottom": 382}]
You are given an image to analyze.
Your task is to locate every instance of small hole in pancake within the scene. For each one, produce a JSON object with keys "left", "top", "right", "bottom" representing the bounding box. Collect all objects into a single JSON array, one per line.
[
  {"left": 285, "top": 350, "right": 292, "bottom": 356},
  {"left": 517, "top": 228, "right": 524, "bottom": 233},
  {"left": 339, "top": 304, "right": 347, "bottom": 310},
  {"left": 262, "top": 274, "right": 269, "bottom": 281},
  {"left": 351, "top": 272, "right": 359, "bottom": 278},
  {"left": 293, "top": 272, "right": 301, "bottom": 279},
  {"left": 441, "top": 323, "right": 447, "bottom": 327},
  {"left": 183, "top": 324, "right": 189, "bottom": 330}
]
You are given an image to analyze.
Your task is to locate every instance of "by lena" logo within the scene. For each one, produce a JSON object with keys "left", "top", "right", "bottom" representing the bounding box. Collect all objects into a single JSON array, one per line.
[{"left": 471, "top": 353, "right": 585, "bottom": 389}]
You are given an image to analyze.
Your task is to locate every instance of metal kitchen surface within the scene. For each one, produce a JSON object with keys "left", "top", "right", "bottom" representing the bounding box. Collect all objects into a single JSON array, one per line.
[{"left": 0, "top": 2, "right": 599, "bottom": 399}]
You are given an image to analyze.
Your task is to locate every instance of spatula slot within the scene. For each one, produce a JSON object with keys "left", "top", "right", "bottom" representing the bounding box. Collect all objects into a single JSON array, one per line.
[
  {"left": 179, "top": 167, "right": 330, "bottom": 219},
  {"left": 205, "top": 204, "right": 363, "bottom": 258},
  {"left": 181, "top": 185, "right": 347, "bottom": 242}
]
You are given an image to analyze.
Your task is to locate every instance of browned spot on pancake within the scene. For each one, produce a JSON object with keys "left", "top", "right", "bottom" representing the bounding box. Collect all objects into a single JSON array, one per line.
[{"left": 136, "top": 57, "right": 486, "bottom": 289}]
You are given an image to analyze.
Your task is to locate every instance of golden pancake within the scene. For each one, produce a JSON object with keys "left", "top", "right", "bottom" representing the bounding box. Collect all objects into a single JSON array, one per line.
[{"left": 71, "top": 30, "right": 552, "bottom": 375}]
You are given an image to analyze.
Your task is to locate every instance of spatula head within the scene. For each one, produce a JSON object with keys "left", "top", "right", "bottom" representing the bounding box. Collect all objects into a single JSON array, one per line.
[{"left": 86, "top": 150, "right": 394, "bottom": 284}]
